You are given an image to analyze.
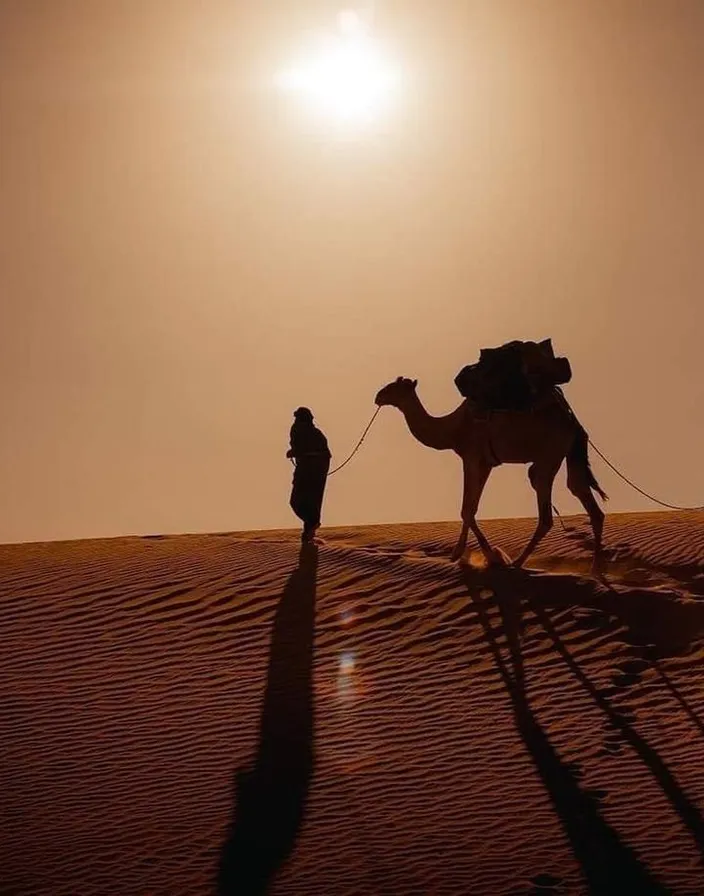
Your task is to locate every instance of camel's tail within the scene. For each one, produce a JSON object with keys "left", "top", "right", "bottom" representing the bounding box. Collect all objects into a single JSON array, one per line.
[
  {"left": 553, "top": 388, "right": 608, "bottom": 501},
  {"left": 567, "top": 425, "right": 608, "bottom": 501}
]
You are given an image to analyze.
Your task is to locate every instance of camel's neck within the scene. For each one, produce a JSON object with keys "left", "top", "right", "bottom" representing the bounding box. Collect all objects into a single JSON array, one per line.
[{"left": 397, "top": 393, "right": 466, "bottom": 450}]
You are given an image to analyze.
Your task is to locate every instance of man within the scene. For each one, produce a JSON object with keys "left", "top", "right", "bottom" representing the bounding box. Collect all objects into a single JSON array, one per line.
[{"left": 286, "top": 407, "right": 332, "bottom": 543}]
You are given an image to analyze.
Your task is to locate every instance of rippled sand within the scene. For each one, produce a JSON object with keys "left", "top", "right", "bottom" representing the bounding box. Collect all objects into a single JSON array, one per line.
[{"left": 3, "top": 511, "right": 704, "bottom": 895}]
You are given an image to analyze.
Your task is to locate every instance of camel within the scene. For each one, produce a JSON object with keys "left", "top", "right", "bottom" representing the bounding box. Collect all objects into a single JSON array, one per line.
[{"left": 374, "top": 377, "right": 607, "bottom": 571}]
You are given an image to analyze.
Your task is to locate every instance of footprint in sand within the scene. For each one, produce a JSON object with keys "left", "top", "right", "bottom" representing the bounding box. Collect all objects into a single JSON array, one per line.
[
  {"left": 620, "top": 657, "right": 651, "bottom": 675},
  {"left": 572, "top": 607, "right": 614, "bottom": 637},
  {"left": 610, "top": 658, "right": 650, "bottom": 690},
  {"left": 528, "top": 872, "right": 567, "bottom": 893},
  {"left": 588, "top": 790, "right": 610, "bottom": 807},
  {"left": 600, "top": 704, "right": 638, "bottom": 755},
  {"left": 601, "top": 721, "right": 629, "bottom": 755},
  {"left": 597, "top": 663, "right": 645, "bottom": 755},
  {"left": 611, "top": 670, "right": 640, "bottom": 688}
]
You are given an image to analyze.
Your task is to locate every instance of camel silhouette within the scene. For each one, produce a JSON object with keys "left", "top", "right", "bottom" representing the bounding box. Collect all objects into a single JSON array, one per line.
[{"left": 375, "top": 377, "right": 607, "bottom": 571}]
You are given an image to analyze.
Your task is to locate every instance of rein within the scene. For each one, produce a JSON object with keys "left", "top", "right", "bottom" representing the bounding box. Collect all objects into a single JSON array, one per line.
[{"left": 327, "top": 406, "right": 381, "bottom": 477}]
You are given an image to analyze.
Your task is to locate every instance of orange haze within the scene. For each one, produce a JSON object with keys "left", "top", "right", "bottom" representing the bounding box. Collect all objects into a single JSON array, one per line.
[{"left": 1, "top": 1, "right": 702, "bottom": 544}]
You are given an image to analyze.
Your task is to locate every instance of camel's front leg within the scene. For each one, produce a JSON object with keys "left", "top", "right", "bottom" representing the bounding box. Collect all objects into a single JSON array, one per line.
[{"left": 451, "top": 460, "right": 495, "bottom": 563}]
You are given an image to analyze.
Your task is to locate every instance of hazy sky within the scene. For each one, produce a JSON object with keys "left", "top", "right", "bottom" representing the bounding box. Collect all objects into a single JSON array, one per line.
[{"left": 1, "top": 1, "right": 703, "bottom": 544}]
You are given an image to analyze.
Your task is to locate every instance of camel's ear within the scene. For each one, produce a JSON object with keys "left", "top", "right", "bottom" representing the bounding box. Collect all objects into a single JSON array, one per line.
[
  {"left": 411, "top": 378, "right": 418, "bottom": 388},
  {"left": 396, "top": 376, "right": 402, "bottom": 383}
]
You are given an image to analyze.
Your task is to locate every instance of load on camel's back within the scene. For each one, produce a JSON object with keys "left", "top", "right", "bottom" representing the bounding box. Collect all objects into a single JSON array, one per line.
[{"left": 454, "top": 339, "right": 572, "bottom": 412}]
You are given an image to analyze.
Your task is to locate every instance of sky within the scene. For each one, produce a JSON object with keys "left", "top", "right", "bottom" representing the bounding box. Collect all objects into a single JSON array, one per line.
[{"left": 1, "top": 0, "right": 703, "bottom": 544}]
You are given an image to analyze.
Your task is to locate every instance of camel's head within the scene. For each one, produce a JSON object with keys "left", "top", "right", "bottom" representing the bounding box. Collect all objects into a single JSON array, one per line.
[{"left": 374, "top": 376, "right": 419, "bottom": 408}]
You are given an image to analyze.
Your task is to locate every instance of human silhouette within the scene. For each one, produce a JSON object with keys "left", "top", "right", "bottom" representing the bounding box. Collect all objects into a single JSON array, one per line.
[{"left": 286, "top": 407, "right": 331, "bottom": 543}]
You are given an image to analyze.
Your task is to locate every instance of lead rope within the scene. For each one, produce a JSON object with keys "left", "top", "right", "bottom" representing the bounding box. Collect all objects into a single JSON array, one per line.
[
  {"left": 327, "top": 407, "right": 381, "bottom": 477},
  {"left": 553, "top": 389, "right": 704, "bottom": 516},
  {"left": 585, "top": 438, "right": 704, "bottom": 512}
]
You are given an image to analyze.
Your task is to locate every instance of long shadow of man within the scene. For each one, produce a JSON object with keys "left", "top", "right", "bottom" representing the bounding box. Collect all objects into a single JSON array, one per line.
[
  {"left": 462, "top": 567, "right": 668, "bottom": 895},
  {"left": 217, "top": 544, "right": 319, "bottom": 895}
]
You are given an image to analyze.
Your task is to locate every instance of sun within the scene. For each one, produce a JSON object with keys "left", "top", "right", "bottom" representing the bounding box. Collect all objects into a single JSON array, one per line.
[{"left": 276, "top": 9, "right": 402, "bottom": 131}]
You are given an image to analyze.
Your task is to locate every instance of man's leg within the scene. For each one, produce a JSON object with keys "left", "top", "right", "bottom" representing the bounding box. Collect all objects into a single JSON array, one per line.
[
  {"left": 308, "top": 461, "right": 330, "bottom": 537},
  {"left": 292, "top": 460, "right": 328, "bottom": 542},
  {"left": 290, "top": 475, "right": 308, "bottom": 543},
  {"left": 290, "top": 488, "right": 305, "bottom": 522},
  {"left": 292, "top": 465, "right": 314, "bottom": 540}
]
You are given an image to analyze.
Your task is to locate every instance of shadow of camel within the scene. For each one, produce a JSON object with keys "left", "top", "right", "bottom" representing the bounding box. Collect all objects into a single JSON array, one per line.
[
  {"left": 462, "top": 566, "right": 681, "bottom": 894},
  {"left": 217, "top": 543, "right": 319, "bottom": 895},
  {"left": 480, "top": 563, "right": 704, "bottom": 660},
  {"left": 561, "top": 522, "right": 704, "bottom": 597},
  {"left": 505, "top": 567, "right": 704, "bottom": 741}
]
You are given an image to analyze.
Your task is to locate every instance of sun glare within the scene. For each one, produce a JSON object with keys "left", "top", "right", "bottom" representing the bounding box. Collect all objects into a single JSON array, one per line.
[{"left": 276, "top": 9, "right": 402, "bottom": 131}]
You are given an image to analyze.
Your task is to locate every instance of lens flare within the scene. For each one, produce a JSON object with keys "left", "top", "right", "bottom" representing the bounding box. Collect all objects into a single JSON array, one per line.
[{"left": 339, "top": 651, "right": 356, "bottom": 675}]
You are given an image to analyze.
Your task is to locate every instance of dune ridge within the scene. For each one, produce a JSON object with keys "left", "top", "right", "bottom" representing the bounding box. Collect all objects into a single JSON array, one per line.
[{"left": 3, "top": 511, "right": 704, "bottom": 894}]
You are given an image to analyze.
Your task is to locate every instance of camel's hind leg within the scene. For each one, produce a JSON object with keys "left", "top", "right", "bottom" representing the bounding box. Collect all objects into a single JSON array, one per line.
[
  {"left": 451, "top": 459, "right": 499, "bottom": 564},
  {"left": 566, "top": 461, "right": 605, "bottom": 573},
  {"left": 513, "top": 462, "right": 559, "bottom": 569}
]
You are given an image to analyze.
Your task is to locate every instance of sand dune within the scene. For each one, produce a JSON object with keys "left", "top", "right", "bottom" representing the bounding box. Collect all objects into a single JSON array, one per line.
[{"left": 3, "top": 511, "right": 704, "bottom": 895}]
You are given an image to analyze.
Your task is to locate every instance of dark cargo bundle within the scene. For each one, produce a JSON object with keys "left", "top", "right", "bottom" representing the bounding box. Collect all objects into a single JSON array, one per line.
[{"left": 454, "top": 339, "right": 571, "bottom": 411}]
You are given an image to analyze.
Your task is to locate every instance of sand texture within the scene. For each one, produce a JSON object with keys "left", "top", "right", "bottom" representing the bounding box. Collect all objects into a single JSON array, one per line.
[{"left": 3, "top": 511, "right": 704, "bottom": 895}]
